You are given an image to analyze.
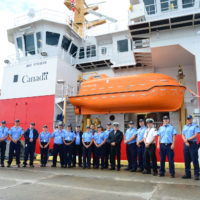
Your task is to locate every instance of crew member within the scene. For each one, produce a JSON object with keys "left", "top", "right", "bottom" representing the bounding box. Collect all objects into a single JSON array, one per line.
[
  {"left": 104, "top": 122, "right": 113, "bottom": 169},
  {"left": 39, "top": 125, "right": 51, "bottom": 167},
  {"left": 157, "top": 116, "right": 176, "bottom": 178},
  {"left": 90, "top": 124, "right": 96, "bottom": 167},
  {"left": 0, "top": 121, "right": 9, "bottom": 167},
  {"left": 124, "top": 121, "right": 137, "bottom": 172},
  {"left": 137, "top": 119, "right": 147, "bottom": 172},
  {"left": 51, "top": 122, "right": 65, "bottom": 167},
  {"left": 23, "top": 122, "right": 39, "bottom": 168},
  {"left": 73, "top": 125, "right": 83, "bottom": 167},
  {"left": 62, "top": 123, "right": 76, "bottom": 168},
  {"left": 182, "top": 115, "right": 200, "bottom": 180},
  {"left": 143, "top": 118, "right": 158, "bottom": 176},
  {"left": 8, "top": 119, "right": 24, "bottom": 168},
  {"left": 94, "top": 125, "right": 106, "bottom": 169},
  {"left": 82, "top": 126, "right": 93, "bottom": 169},
  {"left": 108, "top": 122, "right": 123, "bottom": 171}
]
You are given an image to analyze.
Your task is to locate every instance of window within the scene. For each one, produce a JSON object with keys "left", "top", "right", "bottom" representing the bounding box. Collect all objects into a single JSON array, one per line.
[
  {"left": 144, "top": 0, "right": 156, "bottom": 15},
  {"left": 36, "top": 32, "right": 42, "bottom": 53},
  {"left": 24, "top": 34, "right": 35, "bottom": 56},
  {"left": 61, "top": 36, "right": 72, "bottom": 51},
  {"left": 69, "top": 43, "right": 78, "bottom": 57},
  {"left": 46, "top": 31, "right": 60, "bottom": 46},
  {"left": 79, "top": 47, "right": 85, "bottom": 59},
  {"left": 117, "top": 39, "right": 128, "bottom": 52},
  {"left": 161, "top": 0, "right": 178, "bottom": 11},
  {"left": 16, "top": 37, "right": 23, "bottom": 57},
  {"left": 182, "top": 0, "right": 194, "bottom": 8},
  {"left": 101, "top": 47, "right": 107, "bottom": 55},
  {"left": 86, "top": 45, "right": 96, "bottom": 58}
]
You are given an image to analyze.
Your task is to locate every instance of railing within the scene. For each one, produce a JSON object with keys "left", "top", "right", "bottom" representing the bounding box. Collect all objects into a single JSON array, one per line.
[
  {"left": 133, "top": 38, "right": 150, "bottom": 49},
  {"left": 13, "top": 8, "right": 71, "bottom": 27},
  {"left": 144, "top": 0, "right": 197, "bottom": 16}
]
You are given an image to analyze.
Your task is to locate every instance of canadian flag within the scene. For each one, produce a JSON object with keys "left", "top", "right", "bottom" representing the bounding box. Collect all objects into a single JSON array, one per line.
[{"left": 71, "top": 0, "right": 75, "bottom": 12}]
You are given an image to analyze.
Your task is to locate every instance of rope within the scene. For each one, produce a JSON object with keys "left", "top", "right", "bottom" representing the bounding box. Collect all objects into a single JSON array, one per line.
[{"left": 185, "top": 86, "right": 200, "bottom": 98}]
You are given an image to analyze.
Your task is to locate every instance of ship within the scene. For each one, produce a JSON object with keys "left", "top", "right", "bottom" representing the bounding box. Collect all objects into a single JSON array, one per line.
[{"left": 1, "top": 0, "right": 200, "bottom": 163}]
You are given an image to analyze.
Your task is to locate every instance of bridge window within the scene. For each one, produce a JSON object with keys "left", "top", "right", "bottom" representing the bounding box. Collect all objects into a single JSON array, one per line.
[
  {"left": 101, "top": 47, "right": 107, "bottom": 55},
  {"left": 161, "top": 0, "right": 178, "bottom": 11},
  {"left": 16, "top": 37, "right": 23, "bottom": 57},
  {"left": 87, "top": 45, "right": 96, "bottom": 58},
  {"left": 24, "top": 33, "right": 35, "bottom": 56},
  {"left": 117, "top": 39, "right": 128, "bottom": 52},
  {"left": 36, "top": 32, "right": 42, "bottom": 53},
  {"left": 182, "top": 0, "right": 194, "bottom": 8},
  {"left": 79, "top": 47, "right": 85, "bottom": 59},
  {"left": 61, "top": 36, "right": 72, "bottom": 52},
  {"left": 46, "top": 31, "right": 60, "bottom": 46},
  {"left": 69, "top": 43, "right": 78, "bottom": 57},
  {"left": 144, "top": 0, "right": 156, "bottom": 15}
]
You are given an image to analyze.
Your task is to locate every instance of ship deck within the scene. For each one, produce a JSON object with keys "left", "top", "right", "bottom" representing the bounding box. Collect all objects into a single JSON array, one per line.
[{"left": 0, "top": 165, "right": 200, "bottom": 200}]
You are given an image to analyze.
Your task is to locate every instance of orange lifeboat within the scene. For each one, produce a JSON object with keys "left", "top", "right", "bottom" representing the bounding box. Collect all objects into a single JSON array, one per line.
[{"left": 69, "top": 73, "right": 186, "bottom": 115}]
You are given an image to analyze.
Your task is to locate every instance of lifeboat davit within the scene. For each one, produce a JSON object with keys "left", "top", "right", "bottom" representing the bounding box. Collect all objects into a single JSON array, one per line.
[{"left": 69, "top": 73, "right": 186, "bottom": 115}]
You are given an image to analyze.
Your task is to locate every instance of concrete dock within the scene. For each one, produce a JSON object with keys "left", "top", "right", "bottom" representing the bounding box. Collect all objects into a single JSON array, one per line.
[{"left": 0, "top": 164, "right": 199, "bottom": 200}]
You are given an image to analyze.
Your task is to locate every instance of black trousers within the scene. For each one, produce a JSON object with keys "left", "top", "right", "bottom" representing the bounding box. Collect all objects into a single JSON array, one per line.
[
  {"left": 104, "top": 142, "right": 111, "bottom": 168},
  {"left": 110, "top": 144, "right": 121, "bottom": 169},
  {"left": 73, "top": 145, "right": 82, "bottom": 166},
  {"left": 40, "top": 142, "right": 49, "bottom": 165},
  {"left": 91, "top": 144, "right": 96, "bottom": 165},
  {"left": 8, "top": 141, "right": 21, "bottom": 165},
  {"left": 0, "top": 141, "right": 6, "bottom": 165},
  {"left": 144, "top": 144, "right": 157, "bottom": 173},
  {"left": 23, "top": 142, "right": 35, "bottom": 166},
  {"left": 126, "top": 143, "right": 137, "bottom": 170},
  {"left": 53, "top": 144, "right": 64, "bottom": 166},
  {"left": 94, "top": 145, "right": 105, "bottom": 168},
  {"left": 83, "top": 145, "right": 92, "bottom": 168},
  {"left": 63, "top": 142, "right": 73, "bottom": 167}
]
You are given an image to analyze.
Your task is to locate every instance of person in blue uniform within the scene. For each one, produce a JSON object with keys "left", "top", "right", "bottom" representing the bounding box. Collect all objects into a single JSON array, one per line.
[
  {"left": 62, "top": 123, "right": 76, "bottom": 168},
  {"left": 39, "top": 125, "right": 51, "bottom": 167},
  {"left": 94, "top": 125, "right": 107, "bottom": 169},
  {"left": 108, "top": 122, "right": 123, "bottom": 171},
  {"left": 23, "top": 122, "right": 39, "bottom": 168},
  {"left": 8, "top": 119, "right": 24, "bottom": 168},
  {"left": 182, "top": 115, "right": 200, "bottom": 180},
  {"left": 90, "top": 124, "right": 96, "bottom": 168},
  {"left": 0, "top": 121, "right": 9, "bottom": 167},
  {"left": 104, "top": 122, "right": 113, "bottom": 169},
  {"left": 157, "top": 116, "right": 176, "bottom": 178},
  {"left": 82, "top": 126, "right": 93, "bottom": 169},
  {"left": 137, "top": 119, "right": 147, "bottom": 172},
  {"left": 73, "top": 125, "right": 83, "bottom": 167},
  {"left": 51, "top": 122, "right": 65, "bottom": 167},
  {"left": 124, "top": 121, "right": 138, "bottom": 172}
]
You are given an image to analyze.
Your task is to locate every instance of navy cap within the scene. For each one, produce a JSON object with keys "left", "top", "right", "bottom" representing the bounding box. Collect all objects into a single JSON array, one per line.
[
  {"left": 163, "top": 116, "right": 169, "bottom": 120},
  {"left": 107, "top": 122, "right": 112, "bottom": 126},
  {"left": 15, "top": 119, "right": 20, "bottom": 123},
  {"left": 146, "top": 118, "right": 154, "bottom": 123},
  {"left": 86, "top": 126, "right": 90, "bottom": 129},
  {"left": 58, "top": 122, "right": 63, "bottom": 126},
  {"left": 97, "top": 124, "right": 103, "bottom": 129},
  {"left": 187, "top": 115, "right": 193, "bottom": 120},
  {"left": 30, "top": 122, "right": 35, "bottom": 126},
  {"left": 113, "top": 122, "right": 119, "bottom": 126},
  {"left": 43, "top": 125, "right": 48, "bottom": 128},
  {"left": 139, "top": 119, "right": 144, "bottom": 122},
  {"left": 129, "top": 121, "right": 134, "bottom": 125},
  {"left": 67, "top": 123, "right": 72, "bottom": 127},
  {"left": 76, "top": 125, "right": 81, "bottom": 128},
  {"left": 1, "top": 120, "right": 6, "bottom": 124}
]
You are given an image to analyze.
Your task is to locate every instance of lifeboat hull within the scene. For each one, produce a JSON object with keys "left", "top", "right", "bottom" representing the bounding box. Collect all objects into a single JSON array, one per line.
[{"left": 69, "top": 74, "right": 186, "bottom": 115}]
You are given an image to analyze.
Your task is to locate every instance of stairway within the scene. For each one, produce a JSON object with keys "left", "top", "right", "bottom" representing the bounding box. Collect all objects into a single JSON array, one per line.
[
  {"left": 132, "top": 37, "right": 153, "bottom": 68},
  {"left": 65, "top": 101, "right": 77, "bottom": 129}
]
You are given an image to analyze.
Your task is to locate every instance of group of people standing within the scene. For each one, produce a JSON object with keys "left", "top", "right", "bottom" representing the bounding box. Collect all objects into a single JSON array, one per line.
[{"left": 0, "top": 115, "right": 199, "bottom": 180}]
